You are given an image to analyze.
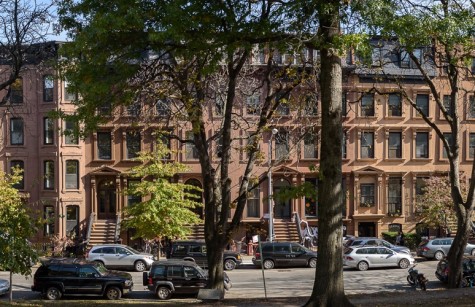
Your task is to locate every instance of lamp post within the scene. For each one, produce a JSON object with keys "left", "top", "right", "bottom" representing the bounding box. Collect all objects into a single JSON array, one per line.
[{"left": 268, "top": 128, "right": 278, "bottom": 242}]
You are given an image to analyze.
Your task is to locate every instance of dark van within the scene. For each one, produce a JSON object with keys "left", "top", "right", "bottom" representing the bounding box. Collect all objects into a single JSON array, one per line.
[{"left": 252, "top": 241, "right": 317, "bottom": 269}]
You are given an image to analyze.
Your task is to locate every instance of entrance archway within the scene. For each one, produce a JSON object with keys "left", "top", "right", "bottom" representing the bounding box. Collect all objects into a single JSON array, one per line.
[{"left": 97, "top": 178, "right": 117, "bottom": 219}]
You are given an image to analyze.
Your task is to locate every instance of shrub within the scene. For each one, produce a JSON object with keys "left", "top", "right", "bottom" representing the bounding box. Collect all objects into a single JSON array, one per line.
[{"left": 382, "top": 231, "right": 422, "bottom": 250}]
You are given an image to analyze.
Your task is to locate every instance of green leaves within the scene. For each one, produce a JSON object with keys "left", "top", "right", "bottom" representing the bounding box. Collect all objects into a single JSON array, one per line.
[{"left": 121, "top": 138, "right": 202, "bottom": 240}]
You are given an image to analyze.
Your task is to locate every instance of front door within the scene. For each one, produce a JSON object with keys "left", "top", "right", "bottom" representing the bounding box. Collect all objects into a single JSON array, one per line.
[
  {"left": 358, "top": 222, "right": 376, "bottom": 237},
  {"left": 98, "top": 178, "right": 116, "bottom": 219},
  {"left": 273, "top": 179, "right": 291, "bottom": 219}
]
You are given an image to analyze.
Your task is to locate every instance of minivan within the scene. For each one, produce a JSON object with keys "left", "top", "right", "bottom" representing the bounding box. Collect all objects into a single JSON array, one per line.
[{"left": 252, "top": 242, "right": 317, "bottom": 269}]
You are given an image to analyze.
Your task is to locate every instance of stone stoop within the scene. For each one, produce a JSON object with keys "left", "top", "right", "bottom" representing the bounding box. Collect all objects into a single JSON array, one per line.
[
  {"left": 273, "top": 221, "right": 300, "bottom": 242},
  {"left": 89, "top": 220, "right": 117, "bottom": 245},
  {"left": 185, "top": 224, "right": 205, "bottom": 241}
]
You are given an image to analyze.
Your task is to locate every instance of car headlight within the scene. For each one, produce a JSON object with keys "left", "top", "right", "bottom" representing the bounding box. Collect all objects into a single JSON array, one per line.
[
  {"left": 124, "top": 279, "right": 133, "bottom": 287},
  {"left": 236, "top": 254, "right": 241, "bottom": 260}
]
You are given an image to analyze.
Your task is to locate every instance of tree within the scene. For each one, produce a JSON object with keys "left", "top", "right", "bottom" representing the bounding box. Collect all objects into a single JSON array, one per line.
[
  {"left": 0, "top": 0, "right": 54, "bottom": 102},
  {"left": 359, "top": 0, "right": 475, "bottom": 288},
  {"left": 416, "top": 176, "right": 464, "bottom": 231},
  {"left": 57, "top": 0, "right": 315, "bottom": 293},
  {"left": 121, "top": 139, "right": 202, "bottom": 243},
  {"left": 0, "top": 169, "right": 39, "bottom": 302}
]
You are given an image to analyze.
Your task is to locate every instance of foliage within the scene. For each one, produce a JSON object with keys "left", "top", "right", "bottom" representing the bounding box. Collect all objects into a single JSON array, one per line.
[
  {"left": 415, "top": 176, "right": 464, "bottom": 229},
  {"left": 121, "top": 139, "right": 202, "bottom": 240},
  {"left": 381, "top": 231, "right": 421, "bottom": 250},
  {"left": 49, "top": 235, "right": 74, "bottom": 257}
]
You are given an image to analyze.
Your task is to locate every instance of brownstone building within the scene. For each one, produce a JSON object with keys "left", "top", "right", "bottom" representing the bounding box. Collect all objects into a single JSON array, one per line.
[{"left": 1, "top": 40, "right": 474, "bottom": 246}]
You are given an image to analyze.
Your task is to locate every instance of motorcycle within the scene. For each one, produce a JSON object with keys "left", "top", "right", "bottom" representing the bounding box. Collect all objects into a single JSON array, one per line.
[
  {"left": 461, "top": 272, "right": 475, "bottom": 288},
  {"left": 407, "top": 264, "right": 428, "bottom": 291}
]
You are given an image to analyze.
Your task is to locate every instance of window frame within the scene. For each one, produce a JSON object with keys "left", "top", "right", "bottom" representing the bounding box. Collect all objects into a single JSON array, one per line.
[
  {"left": 303, "top": 131, "right": 318, "bottom": 159},
  {"left": 388, "top": 131, "right": 402, "bottom": 159},
  {"left": 10, "top": 78, "right": 23, "bottom": 104},
  {"left": 388, "top": 93, "right": 402, "bottom": 117},
  {"left": 469, "top": 132, "right": 475, "bottom": 160},
  {"left": 10, "top": 160, "right": 25, "bottom": 190},
  {"left": 64, "top": 119, "right": 79, "bottom": 145},
  {"left": 415, "top": 131, "right": 429, "bottom": 159},
  {"left": 360, "top": 131, "right": 375, "bottom": 159},
  {"left": 275, "top": 129, "right": 290, "bottom": 160},
  {"left": 44, "top": 160, "right": 55, "bottom": 190},
  {"left": 361, "top": 94, "right": 375, "bottom": 117},
  {"left": 97, "top": 131, "right": 112, "bottom": 160},
  {"left": 360, "top": 183, "right": 375, "bottom": 206},
  {"left": 246, "top": 186, "right": 260, "bottom": 218},
  {"left": 387, "top": 177, "right": 402, "bottom": 215},
  {"left": 65, "top": 160, "right": 79, "bottom": 190},
  {"left": 10, "top": 117, "right": 24, "bottom": 145},
  {"left": 43, "top": 75, "right": 54, "bottom": 102},
  {"left": 44, "top": 117, "right": 54, "bottom": 145},
  {"left": 126, "top": 131, "right": 141, "bottom": 160},
  {"left": 415, "top": 94, "right": 429, "bottom": 117},
  {"left": 185, "top": 131, "right": 199, "bottom": 161}
]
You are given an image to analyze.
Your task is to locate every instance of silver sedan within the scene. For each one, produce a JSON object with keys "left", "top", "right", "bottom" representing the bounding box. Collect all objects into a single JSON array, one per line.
[{"left": 344, "top": 246, "right": 415, "bottom": 271}]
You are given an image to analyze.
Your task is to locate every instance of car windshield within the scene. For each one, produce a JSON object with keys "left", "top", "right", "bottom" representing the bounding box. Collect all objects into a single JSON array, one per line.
[
  {"left": 195, "top": 266, "right": 207, "bottom": 276},
  {"left": 93, "top": 262, "right": 108, "bottom": 275},
  {"left": 418, "top": 239, "right": 429, "bottom": 247},
  {"left": 125, "top": 246, "right": 140, "bottom": 254}
]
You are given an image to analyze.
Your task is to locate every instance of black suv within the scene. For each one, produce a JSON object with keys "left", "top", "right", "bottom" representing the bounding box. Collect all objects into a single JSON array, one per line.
[
  {"left": 252, "top": 241, "right": 318, "bottom": 269},
  {"left": 31, "top": 258, "right": 133, "bottom": 300},
  {"left": 143, "top": 260, "right": 232, "bottom": 300},
  {"left": 169, "top": 240, "right": 242, "bottom": 270}
]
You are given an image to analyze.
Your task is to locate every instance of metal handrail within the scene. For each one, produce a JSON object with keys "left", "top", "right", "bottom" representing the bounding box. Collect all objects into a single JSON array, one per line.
[
  {"left": 85, "top": 212, "right": 95, "bottom": 244},
  {"left": 293, "top": 212, "right": 304, "bottom": 243}
]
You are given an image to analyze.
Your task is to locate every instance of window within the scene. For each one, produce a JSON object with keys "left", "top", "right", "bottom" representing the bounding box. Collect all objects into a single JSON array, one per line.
[
  {"left": 416, "top": 94, "right": 429, "bottom": 117},
  {"left": 416, "top": 132, "right": 429, "bottom": 158},
  {"left": 360, "top": 184, "right": 375, "bottom": 206},
  {"left": 10, "top": 78, "right": 23, "bottom": 104},
  {"left": 400, "top": 49, "right": 422, "bottom": 68},
  {"left": 442, "top": 95, "right": 454, "bottom": 118},
  {"left": 127, "top": 179, "right": 141, "bottom": 206},
  {"left": 388, "top": 94, "right": 401, "bottom": 116},
  {"left": 442, "top": 132, "right": 453, "bottom": 159},
  {"left": 64, "top": 119, "right": 79, "bottom": 145},
  {"left": 44, "top": 118, "right": 54, "bottom": 145},
  {"left": 246, "top": 95, "right": 260, "bottom": 115},
  {"left": 185, "top": 131, "right": 199, "bottom": 160},
  {"left": 342, "top": 132, "right": 347, "bottom": 159},
  {"left": 97, "top": 131, "right": 112, "bottom": 160},
  {"left": 305, "top": 178, "right": 317, "bottom": 217},
  {"left": 65, "top": 160, "right": 79, "bottom": 189},
  {"left": 10, "top": 160, "right": 24, "bottom": 189},
  {"left": 360, "top": 131, "right": 374, "bottom": 158},
  {"left": 471, "top": 58, "right": 475, "bottom": 75},
  {"left": 415, "top": 176, "right": 429, "bottom": 205},
  {"left": 303, "top": 132, "right": 318, "bottom": 159},
  {"left": 342, "top": 92, "right": 347, "bottom": 117},
  {"left": 388, "top": 223, "right": 402, "bottom": 233},
  {"left": 215, "top": 95, "right": 225, "bottom": 116},
  {"left": 275, "top": 130, "right": 289, "bottom": 160},
  {"left": 304, "top": 94, "right": 318, "bottom": 116},
  {"left": 44, "top": 206, "right": 55, "bottom": 236},
  {"left": 247, "top": 186, "right": 260, "bottom": 218},
  {"left": 126, "top": 131, "right": 141, "bottom": 159},
  {"left": 275, "top": 92, "right": 290, "bottom": 115},
  {"left": 215, "top": 133, "right": 223, "bottom": 158},
  {"left": 388, "top": 132, "right": 402, "bottom": 159},
  {"left": 44, "top": 160, "right": 54, "bottom": 190},
  {"left": 127, "top": 102, "right": 141, "bottom": 117},
  {"left": 98, "top": 101, "right": 112, "bottom": 116},
  {"left": 43, "top": 75, "right": 54, "bottom": 102},
  {"left": 361, "top": 94, "right": 374, "bottom": 116},
  {"left": 64, "top": 80, "right": 76, "bottom": 101},
  {"left": 469, "top": 96, "right": 475, "bottom": 118},
  {"left": 10, "top": 118, "right": 24, "bottom": 145},
  {"left": 156, "top": 98, "right": 170, "bottom": 116},
  {"left": 388, "top": 177, "right": 402, "bottom": 215},
  {"left": 470, "top": 133, "right": 475, "bottom": 159}
]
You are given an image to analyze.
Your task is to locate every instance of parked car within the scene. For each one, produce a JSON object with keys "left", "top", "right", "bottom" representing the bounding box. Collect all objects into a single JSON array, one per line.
[
  {"left": 169, "top": 240, "right": 242, "bottom": 270},
  {"left": 252, "top": 241, "right": 318, "bottom": 269},
  {"left": 435, "top": 256, "right": 475, "bottom": 283},
  {"left": 344, "top": 237, "right": 411, "bottom": 254},
  {"left": 143, "top": 260, "right": 231, "bottom": 300},
  {"left": 31, "top": 258, "right": 133, "bottom": 300},
  {"left": 0, "top": 279, "right": 10, "bottom": 296},
  {"left": 416, "top": 237, "right": 475, "bottom": 260},
  {"left": 86, "top": 244, "right": 154, "bottom": 272},
  {"left": 343, "top": 246, "right": 415, "bottom": 271}
]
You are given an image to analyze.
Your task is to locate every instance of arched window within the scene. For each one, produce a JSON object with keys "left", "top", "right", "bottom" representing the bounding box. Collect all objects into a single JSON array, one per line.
[{"left": 388, "top": 223, "right": 402, "bottom": 233}]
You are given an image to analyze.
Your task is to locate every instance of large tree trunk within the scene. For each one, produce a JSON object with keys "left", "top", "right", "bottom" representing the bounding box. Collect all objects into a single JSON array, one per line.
[{"left": 304, "top": 1, "right": 353, "bottom": 306}]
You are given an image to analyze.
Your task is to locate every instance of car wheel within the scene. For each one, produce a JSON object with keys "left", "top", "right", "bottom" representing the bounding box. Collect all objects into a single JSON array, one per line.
[
  {"left": 357, "top": 261, "right": 369, "bottom": 271},
  {"left": 105, "top": 286, "right": 122, "bottom": 300},
  {"left": 92, "top": 260, "right": 104, "bottom": 267},
  {"left": 156, "top": 286, "right": 171, "bottom": 300},
  {"left": 308, "top": 258, "right": 317, "bottom": 268},
  {"left": 224, "top": 259, "right": 236, "bottom": 271},
  {"left": 399, "top": 258, "right": 410, "bottom": 269},
  {"left": 434, "top": 251, "right": 444, "bottom": 261},
  {"left": 134, "top": 260, "right": 146, "bottom": 272},
  {"left": 263, "top": 259, "right": 275, "bottom": 270},
  {"left": 45, "top": 286, "right": 62, "bottom": 300}
]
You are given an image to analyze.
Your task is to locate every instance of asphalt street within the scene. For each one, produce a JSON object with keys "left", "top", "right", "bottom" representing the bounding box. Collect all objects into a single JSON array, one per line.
[{"left": 0, "top": 257, "right": 441, "bottom": 302}]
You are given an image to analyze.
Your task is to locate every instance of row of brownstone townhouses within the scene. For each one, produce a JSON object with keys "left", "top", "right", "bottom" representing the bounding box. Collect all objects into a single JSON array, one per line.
[{"left": 0, "top": 39, "right": 473, "bottom": 247}]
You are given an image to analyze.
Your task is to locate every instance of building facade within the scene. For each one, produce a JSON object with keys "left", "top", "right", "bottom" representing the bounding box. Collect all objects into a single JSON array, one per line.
[{"left": 1, "top": 40, "right": 473, "bottom": 245}]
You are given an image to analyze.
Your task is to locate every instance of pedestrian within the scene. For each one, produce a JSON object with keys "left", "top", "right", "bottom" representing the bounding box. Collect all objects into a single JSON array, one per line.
[
  {"left": 400, "top": 231, "right": 405, "bottom": 246},
  {"left": 396, "top": 232, "right": 402, "bottom": 245}
]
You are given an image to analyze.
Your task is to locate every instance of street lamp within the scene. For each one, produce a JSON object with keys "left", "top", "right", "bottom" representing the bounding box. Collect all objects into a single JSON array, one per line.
[{"left": 268, "top": 128, "right": 278, "bottom": 242}]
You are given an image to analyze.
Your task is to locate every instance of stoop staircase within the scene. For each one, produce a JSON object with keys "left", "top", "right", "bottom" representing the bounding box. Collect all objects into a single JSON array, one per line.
[
  {"left": 185, "top": 224, "right": 205, "bottom": 240},
  {"left": 273, "top": 221, "right": 300, "bottom": 242},
  {"left": 89, "top": 220, "right": 117, "bottom": 245}
]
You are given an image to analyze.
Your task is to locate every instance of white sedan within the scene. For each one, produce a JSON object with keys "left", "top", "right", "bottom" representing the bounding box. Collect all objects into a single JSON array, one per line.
[{"left": 343, "top": 246, "right": 415, "bottom": 271}]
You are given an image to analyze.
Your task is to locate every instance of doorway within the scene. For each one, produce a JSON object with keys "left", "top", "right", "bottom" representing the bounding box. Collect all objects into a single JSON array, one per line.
[
  {"left": 273, "top": 179, "right": 291, "bottom": 219},
  {"left": 97, "top": 178, "right": 117, "bottom": 219},
  {"left": 358, "top": 222, "right": 376, "bottom": 237}
]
